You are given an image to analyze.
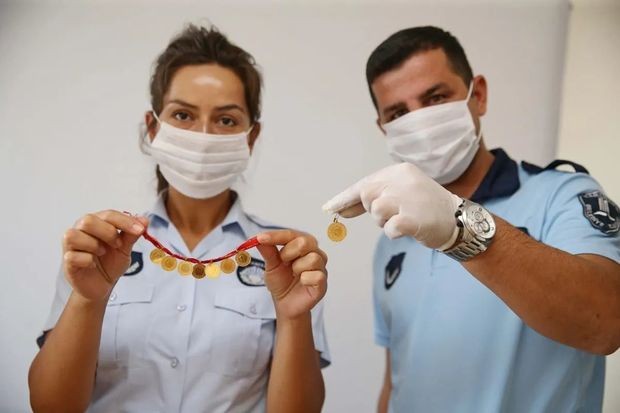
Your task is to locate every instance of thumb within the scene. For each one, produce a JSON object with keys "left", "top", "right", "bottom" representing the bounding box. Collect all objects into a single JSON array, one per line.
[
  {"left": 256, "top": 244, "right": 283, "bottom": 272},
  {"left": 119, "top": 216, "right": 149, "bottom": 255}
]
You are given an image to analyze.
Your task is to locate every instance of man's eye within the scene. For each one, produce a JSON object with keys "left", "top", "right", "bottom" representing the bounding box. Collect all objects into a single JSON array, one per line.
[
  {"left": 428, "top": 94, "right": 446, "bottom": 105},
  {"left": 390, "top": 109, "right": 408, "bottom": 122},
  {"left": 173, "top": 111, "right": 192, "bottom": 121}
]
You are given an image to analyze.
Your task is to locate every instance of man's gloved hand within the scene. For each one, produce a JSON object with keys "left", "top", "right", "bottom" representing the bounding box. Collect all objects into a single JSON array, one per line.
[{"left": 323, "top": 162, "right": 462, "bottom": 250}]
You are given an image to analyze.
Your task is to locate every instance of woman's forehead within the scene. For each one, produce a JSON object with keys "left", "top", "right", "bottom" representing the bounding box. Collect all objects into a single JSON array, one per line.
[{"left": 165, "top": 64, "right": 247, "bottom": 109}]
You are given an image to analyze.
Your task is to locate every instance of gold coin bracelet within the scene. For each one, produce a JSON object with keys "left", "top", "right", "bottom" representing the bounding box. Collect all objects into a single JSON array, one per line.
[
  {"left": 327, "top": 215, "right": 347, "bottom": 242},
  {"left": 143, "top": 229, "right": 258, "bottom": 280}
]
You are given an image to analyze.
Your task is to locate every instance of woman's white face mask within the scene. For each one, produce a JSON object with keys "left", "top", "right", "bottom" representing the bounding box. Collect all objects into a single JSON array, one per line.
[
  {"left": 140, "top": 112, "right": 252, "bottom": 199},
  {"left": 382, "top": 82, "right": 481, "bottom": 185}
]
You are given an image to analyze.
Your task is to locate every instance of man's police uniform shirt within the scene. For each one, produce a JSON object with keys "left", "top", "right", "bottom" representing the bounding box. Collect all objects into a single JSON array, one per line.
[
  {"left": 39, "top": 195, "right": 330, "bottom": 413},
  {"left": 373, "top": 149, "right": 620, "bottom": 413}
]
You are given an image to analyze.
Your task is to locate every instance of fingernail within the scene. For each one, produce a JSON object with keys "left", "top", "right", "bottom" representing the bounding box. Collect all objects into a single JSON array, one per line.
[
  {"left": 131, "top": 224, "right": 144, "bottom": 235},
  {"left": 257, "top": 233, "right": 270, "bottom": 243},
  {"left": 97, "top": 246, "right": 106, "bottom": 256},
  {"left": 116, "top": 238, "right": 123, "bottom": 248}
]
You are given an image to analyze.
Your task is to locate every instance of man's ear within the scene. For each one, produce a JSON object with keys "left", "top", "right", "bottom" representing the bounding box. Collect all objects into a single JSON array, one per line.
[
  {"left": 145, "top": 111, "right": 158, "bottom": 141},
  {"left": 376, "top": 118, "right": 386, "bottom": 136},
  {"left": 248, "top": 122, "right": 261, "bottom": 153},
  {"left": 471, "top": 75, "right": 488, "bottom": 117}
]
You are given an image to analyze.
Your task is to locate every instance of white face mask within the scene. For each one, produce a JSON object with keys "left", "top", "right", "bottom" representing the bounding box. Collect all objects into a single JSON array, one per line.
[
  {"left": 383, "top": 82, "right": 481, "bottom": 185},
  {"left": 140, "top": 113, "right": 252, "bottom": 199}
]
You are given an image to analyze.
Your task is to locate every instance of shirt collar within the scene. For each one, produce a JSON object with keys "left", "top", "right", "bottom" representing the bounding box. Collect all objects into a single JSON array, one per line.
[
  {"left": 470, "top": 148, "right": 521, "bottom": 203},
  {"left": 147, "top": 191, "right": 252, "bottom": 238}
]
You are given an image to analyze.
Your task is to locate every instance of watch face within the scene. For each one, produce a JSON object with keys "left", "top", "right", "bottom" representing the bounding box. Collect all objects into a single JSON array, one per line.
[{"left": 464, "top": 204, "right": 496, "bottom": 240}]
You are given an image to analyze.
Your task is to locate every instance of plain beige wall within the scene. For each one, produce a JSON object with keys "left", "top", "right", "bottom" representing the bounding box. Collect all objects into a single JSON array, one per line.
[{"left": 557, "top": 1, "right": 620, "bottom": 412}]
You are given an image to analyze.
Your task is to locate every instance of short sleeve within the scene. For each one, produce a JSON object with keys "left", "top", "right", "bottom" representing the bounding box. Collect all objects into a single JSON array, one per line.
[
  {"left": 541, "top": 173, "right": 620, "bottom": 263},
  {"left": 310, "top": 300, "right": 331, "bottom": 368},
  {"left": 373, "top": 238, "right": 390, "bottom": 348},
  {"left": 37, "top": 266, "right": 72, "bottom": 347}
]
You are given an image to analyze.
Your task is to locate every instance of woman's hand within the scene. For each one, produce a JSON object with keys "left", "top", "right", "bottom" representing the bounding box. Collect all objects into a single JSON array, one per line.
[
  {"left": 62, "top": 210, "right": 148, "bottom": 303},
  {"left": 256, "top": 230, "right": 328, "bottom": 321}
]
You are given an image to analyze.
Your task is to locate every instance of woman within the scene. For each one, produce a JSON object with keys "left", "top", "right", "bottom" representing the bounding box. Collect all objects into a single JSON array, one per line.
[{"left": 28, "top": 25, "right": 329, "bottom": 413}]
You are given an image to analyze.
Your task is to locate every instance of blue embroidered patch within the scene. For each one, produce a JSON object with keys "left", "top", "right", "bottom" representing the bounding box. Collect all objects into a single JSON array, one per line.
[
  {"left": 385, "top": 252, "right": 406, "bottom": 290},
  {"left": 124, "top": 251, "right": 144, "bottom": 276},
  {"left": 237, "top": 257, "right": 266, "bottom": 287},
  {"left": 578, "top": 190, "right": 619, "bottom": 235}
]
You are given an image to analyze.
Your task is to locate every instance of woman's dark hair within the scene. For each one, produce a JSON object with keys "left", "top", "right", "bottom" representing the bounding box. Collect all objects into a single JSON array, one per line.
[{"left": 147, "top": 24, "right": 262, "bottom": 193}]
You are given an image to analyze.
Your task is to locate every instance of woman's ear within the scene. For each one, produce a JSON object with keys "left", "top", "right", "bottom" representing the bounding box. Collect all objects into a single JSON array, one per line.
[
  {"left": 145, "top": 111, "right": 159, "bottom": 141},
  {"left": 248, "top": 122, "right": 261, "bottom": 153}
]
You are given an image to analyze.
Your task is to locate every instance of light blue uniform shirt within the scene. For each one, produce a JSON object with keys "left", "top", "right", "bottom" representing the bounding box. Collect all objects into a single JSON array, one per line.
[
  {"left": 40, "top": 195, "right": 330, "bottom": 413},
  {"left": 373, "top": 149, "right": 620, "bottom": 413}
]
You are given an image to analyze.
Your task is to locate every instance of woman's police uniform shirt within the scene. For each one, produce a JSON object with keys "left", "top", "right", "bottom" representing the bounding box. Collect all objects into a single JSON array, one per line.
[
  {"left": 38, "top": 195, "right": 331, "bottom": 413},
  {"left": 373, "top": 149, "right": 620, "bottom": 413}
]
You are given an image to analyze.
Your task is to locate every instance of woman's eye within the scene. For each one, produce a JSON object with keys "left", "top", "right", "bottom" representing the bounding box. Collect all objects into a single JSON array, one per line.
[
  {"left": 173, "top": 111, "right": 192, "bottom": 121},
  {"left": 218, "top": 117, "right": 238, "bottom": 127}
]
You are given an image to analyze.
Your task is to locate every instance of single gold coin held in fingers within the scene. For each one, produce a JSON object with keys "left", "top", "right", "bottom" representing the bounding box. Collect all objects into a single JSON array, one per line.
[{"left": 327, "top": 221, "right": 347, "bottom": 242}]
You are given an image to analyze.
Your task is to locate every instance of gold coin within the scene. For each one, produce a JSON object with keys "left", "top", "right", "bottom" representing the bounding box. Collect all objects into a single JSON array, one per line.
[
  {"left": 206, "top": 263, "right": 221, "bottom": 279},
  {"left": 178, "top": 261, "right": 193, "bottom": 276},
  {"left": 192, "top": 263, "right": 206, "bottom": 279},
  {"left": 235, "top": 251, "right": 252, "bottom": 267},
  {"left": 220, "top": 258, "right": 237, "bottom": 274},
  {"left": 149, "top": 248, "right": 166, "bottom": 263},
  {"left": 161, "top": 256, "right": 177, "bottom": 272},
  {"left": 327, "top": 221, "right": 347, "bottom": 242}
]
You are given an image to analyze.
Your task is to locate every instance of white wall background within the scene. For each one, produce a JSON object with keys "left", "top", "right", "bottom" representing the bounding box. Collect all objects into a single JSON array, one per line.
[
  {"left": 1, "top": 0, "right": 605, "bottom": 411},
  {"left": 558, "top": 1, "right": 620, "bottom": 412}
]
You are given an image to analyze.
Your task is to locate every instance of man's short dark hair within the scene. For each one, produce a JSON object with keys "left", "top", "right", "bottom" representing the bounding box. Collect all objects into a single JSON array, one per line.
[{"left": 366, "top": 26, "right": 473, "bottom": 107}]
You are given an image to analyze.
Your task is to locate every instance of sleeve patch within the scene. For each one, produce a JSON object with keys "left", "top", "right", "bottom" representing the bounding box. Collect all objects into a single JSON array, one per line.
[{"left": 578, "top": 190, "right": 620, "bottom": 235}]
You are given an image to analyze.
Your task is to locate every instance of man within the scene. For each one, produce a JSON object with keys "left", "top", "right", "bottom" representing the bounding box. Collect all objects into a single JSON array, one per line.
[{"left": 324, "top": 26, "right": 620, "bottom": 412}]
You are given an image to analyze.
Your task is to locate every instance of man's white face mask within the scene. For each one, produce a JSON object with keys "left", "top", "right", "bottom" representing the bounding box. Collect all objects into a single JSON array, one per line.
[
  {"left": 383, "top": 82, "right": 481, "bottom": 185},
  {"left": 141, "top": 112, "right": 252, "bottom": 199}
]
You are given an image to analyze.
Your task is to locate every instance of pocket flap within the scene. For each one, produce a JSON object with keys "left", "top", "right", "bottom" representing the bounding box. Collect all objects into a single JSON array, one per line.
[
  {"left": 214, "top": 288, "right": 276, "bottom": 320},
  {"left": 107, "top": 280, "right": 154, "bottom": 306}
]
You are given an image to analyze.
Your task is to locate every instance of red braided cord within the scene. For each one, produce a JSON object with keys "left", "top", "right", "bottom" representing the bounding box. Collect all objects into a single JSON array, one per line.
[{"left": 141, "top": 229, "right": 260, "bottom": 264}]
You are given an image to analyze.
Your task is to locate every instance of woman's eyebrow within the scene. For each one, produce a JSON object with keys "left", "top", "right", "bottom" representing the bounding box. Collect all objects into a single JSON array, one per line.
[
  {"left": 167, "top": 99, "right": 200, "bottom": 110},
  {"left": 214, "top": 104, "right": 246, "bottom": 113}
]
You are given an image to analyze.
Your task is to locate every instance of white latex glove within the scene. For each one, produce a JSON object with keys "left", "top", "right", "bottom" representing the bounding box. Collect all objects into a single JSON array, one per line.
[{"left": 323, "top": 162, "right": 463, "bottom": 249}]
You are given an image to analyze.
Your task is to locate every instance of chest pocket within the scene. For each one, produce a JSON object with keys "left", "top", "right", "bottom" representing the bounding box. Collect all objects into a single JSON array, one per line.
[
  {"left": 98, "top": 280, "right": 155, "bottom": 368},
  {"left": 206, "top": 288, "right": 276, "bottom": 377}
]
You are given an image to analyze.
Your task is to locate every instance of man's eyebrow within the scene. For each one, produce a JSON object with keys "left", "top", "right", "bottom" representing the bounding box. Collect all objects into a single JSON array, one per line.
[
  {"left": 382, "top": 82, "right": 452, "bottom": 117},
  {"left": 418, "top": 82, "right": 449, "bottom": 99}
]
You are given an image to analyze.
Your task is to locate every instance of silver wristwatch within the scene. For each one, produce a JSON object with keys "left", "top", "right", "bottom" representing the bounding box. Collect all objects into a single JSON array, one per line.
[{"left": 443, "top": 199, "right": 496, "bottom": 261}]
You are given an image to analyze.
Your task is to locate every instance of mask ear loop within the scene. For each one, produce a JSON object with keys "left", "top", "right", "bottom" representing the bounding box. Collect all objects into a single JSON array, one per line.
[
  {"left": 139, "top": 109, "right": 162, "bottom": 155},
  {"left": 465, "top": 81, "right": 474, "bottom": 101}
]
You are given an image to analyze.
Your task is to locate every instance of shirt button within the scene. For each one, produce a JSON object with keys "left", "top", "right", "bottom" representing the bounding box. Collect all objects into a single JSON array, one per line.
[
  {"left": 249, "top": 304, "right": 257, "bottom": 315},
  {"left": 170, "top": 357, "right": 179, "bottom": 368},
  {"left": 176, "top": 304, "right": 187, "bottom": 312},
  {"left": 109, "top": 293, "right": 117, "bottom": 302}
]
